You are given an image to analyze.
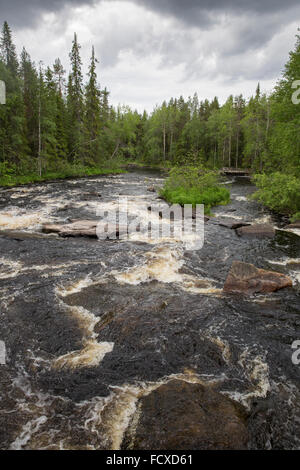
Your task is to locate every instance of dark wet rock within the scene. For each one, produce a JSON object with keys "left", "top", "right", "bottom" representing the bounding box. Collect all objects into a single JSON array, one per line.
[
  {"left": 57, "top": 205, "right": 73, "bottom": 213},
  {"left": 236, "top": 224, "right": 275, "bottom": 239},
  {"left": 223, "top": 261, "right": 293, "bottom": 294},
  {"left": 0, "top": 230, "right": 58, "bottom": 241},
  {"left": 286, "top": 220, "right": 300, "bottom": 229},
  {"left": 81, "top": 192, "right": 101, "bottom": 200},
  {"left": 191, "top": 208, "right": 210, "bottom": 222},
  {"left": 217, "top": 219, "right": 251, "bottom": 230},
  {"left": 123, "top": 380, "right": 249, "bottom": 450},
  {"left": 42, "top": 220, "right": 127, "bottom": 239},
  {"left": 62, "top": 281, "right": 228, "bottom": 392}
]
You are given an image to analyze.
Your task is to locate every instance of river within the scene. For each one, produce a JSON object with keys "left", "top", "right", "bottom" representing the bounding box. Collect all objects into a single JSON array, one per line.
[{"left": 0, "top": 169, "right": 299, "bottom": 450}]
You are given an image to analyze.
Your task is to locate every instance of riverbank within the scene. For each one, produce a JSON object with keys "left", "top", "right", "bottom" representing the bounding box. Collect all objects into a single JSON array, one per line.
[
  {"left": 122, "top": 161, "right": 171, "bottom": 172},
  {"left": 0, "top": 165, "right": 126, "bottom": 188}
]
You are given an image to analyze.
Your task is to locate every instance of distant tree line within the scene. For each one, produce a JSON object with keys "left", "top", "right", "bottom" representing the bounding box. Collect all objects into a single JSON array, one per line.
[
  {"left": 0, "top": 21, "right": 124, "bottom": 176},
  {"left": 0, "top": 21, "right": 299, "bottom": 181}
]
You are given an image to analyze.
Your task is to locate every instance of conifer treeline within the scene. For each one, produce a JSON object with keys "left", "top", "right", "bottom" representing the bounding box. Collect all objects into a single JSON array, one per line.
[
  {"left": 0, "top": 22, "right": 115, "bottom": 176},
  {"left": 0, "top": 21, "right": 300, "bottom": 178}
]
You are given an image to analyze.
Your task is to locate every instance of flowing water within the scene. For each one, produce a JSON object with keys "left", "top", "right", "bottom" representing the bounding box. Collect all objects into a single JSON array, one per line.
[{"left": 0, "top": 170, "right": 299, "bottom": 450}]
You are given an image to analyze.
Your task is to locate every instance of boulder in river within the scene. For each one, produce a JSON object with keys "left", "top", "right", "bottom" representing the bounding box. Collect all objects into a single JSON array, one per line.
[
  {"left": 236, "top": 223, "right": 275, "bottom": 239},
  {"left": 286, "top": 220, "right": 300, "bottom": 229},
  {"left": 223, "top": 261, "right": 293, "bottom": 294},
  {"left": 123, "top": 379, "right": 248, "bottom": 450},
  {"left": 42, "top": 220, "right": 127, "bottom": 239}
]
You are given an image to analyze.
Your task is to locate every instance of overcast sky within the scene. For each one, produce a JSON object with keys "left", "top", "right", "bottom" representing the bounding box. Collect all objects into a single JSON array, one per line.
[{"left": 1, "top": 0, "right": 299, "bottom": 111}]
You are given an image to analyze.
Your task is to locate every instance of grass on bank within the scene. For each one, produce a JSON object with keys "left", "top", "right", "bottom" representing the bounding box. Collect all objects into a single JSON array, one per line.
[
  {"left": 252, "top": 172, "right": 300, "bottom": 221},
  {"left": 0, "top": 163, "right": 125, "bottom": 188},
  {"left": 160, "top": 166, "right": 230, "bottom": 215}
]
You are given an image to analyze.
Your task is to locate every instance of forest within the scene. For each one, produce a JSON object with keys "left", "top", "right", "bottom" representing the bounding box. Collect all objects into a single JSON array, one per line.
[{"left": 0, "top": 21, "right": 299, "bottom": 220}]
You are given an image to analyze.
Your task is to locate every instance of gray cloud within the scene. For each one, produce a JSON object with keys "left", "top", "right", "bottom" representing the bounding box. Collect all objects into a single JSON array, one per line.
[
  {"left": 1, "top": 0, "right": 298, "bottom": 78},
  {"left": 1, "top": 0, "right": 299, "bottom": 111},
  {"left": 1, "top": 0, "right": 299, "bottom": 28},
  {"left": 0, "top": 0, "right": 96, "bottom": 27},
  {"left": 135, "top": 0, "right": 300, "bottom": 16}
]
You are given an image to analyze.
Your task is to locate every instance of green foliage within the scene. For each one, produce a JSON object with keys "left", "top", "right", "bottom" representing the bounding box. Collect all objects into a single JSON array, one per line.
[
  {"left": 267, "top": 33, "right": 300, "bottom": 176},
  {"left": 291, "top": 212, "right": 300, "bottom": 223},
  {"left": 160, "top": 166, "right": 230, "bottom": 214},
  {"left": 0, "top": 163, "right": 125, "bottom": 187},
  {"left": 252, "top": 173, "right": 300, "bottom": 216}
]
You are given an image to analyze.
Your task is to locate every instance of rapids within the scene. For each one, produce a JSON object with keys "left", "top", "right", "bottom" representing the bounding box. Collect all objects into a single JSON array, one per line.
[{"left": 0, "top": 169, "right": 299, "bottom": 450}]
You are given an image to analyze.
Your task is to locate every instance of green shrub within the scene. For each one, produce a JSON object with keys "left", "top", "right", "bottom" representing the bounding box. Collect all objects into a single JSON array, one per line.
[
  {"left": 290, "top": 212, "right": 300, "bottom": 223},
  {"left": 160, "top": 166, "right": 230, "bottom": 214},
  {"left": 252, "top": 172, "right": 300, "bottom": 218}
]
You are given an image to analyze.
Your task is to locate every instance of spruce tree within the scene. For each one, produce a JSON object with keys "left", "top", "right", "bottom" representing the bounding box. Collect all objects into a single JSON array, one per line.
[
  {"left": 67, "top": 32, "right": 84, "bottom": 163},
  {"left": 0, "top": 21, "right": 18, "bottom": 76},
  {"left": 53, "top": 59, "right": 68, "bottom": 163},
  {"left": 84, "top": 46, "right": 101, "bottom": 165},
  {"left": 0, "top": 22, "right": 27, "bottom": 170},
  {"left": 20, "top": 47, "right": 39, "bottom": 163}
]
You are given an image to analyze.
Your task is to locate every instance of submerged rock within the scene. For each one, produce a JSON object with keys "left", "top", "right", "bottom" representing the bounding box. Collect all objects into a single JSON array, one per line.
[
  {"left": 223, "top": 261, "right": 292, "bottom": 294},
  {"left": 0, "top": 230, "right": 58, "bottom": 241},
  {"left": 236, "top": 224, "right": 275, "bottom": 239},
  {"left": 287, "top": 220, "right": 300, "bottom": 229},
  {"left": 123, "top": 380, "right": 248, "bottom": 450},
  {"left": 81, "top": 192, "right": 102, "bottom": 200},
  {"left": 217, "top": 219, "right": 251, "bottom": 230}
]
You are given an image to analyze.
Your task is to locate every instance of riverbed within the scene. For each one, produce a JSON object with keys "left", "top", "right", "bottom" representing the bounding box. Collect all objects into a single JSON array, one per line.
[{"left": 0, "top": 169, "right": 299, "bottom": 450}]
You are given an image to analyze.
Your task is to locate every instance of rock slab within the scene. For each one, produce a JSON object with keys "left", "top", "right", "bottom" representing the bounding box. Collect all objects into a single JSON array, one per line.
[
  {"left": 223, "top": 261, "right": 292, "bottom": 294},
  {"left": 123, "top": 380, "right": 248, "bottom": 450},
  {"left": 42, "top": 220, "right": 127, "bottom": 239},
  {"left": 236, "top": 223, "right": 275, "bottom": 239}
]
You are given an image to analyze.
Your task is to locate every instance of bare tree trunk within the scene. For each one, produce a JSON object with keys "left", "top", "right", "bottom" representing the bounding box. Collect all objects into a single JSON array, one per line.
[
  {"left": 38, "top": 91, "right": 42, "bottom": 177},
  {"left": 262, "top": 103, "right": 270, "bottom": 172},
  {"left": 214, "top": 141, "right": 217, "bottom": 167},
  {"left": 163, "top": 124, "right": 166, "bottom": 161},
  {"left": 255, "top": 114, "right": 259, "bottom": 169},
  {"left": 170, "top": 129, "right": 173, "bottom": 161},
  {"left": 236, "top": 131, "right": 239, "bottom": 169},
  {"left": 228, "top": 132, "right": 232, "bottom": 167},
  {"left": 111, "top": 139, "right": 120, "bottom": 160},
  {"left": 222, "top": 140, "right": 226, "bottom": 164}
]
